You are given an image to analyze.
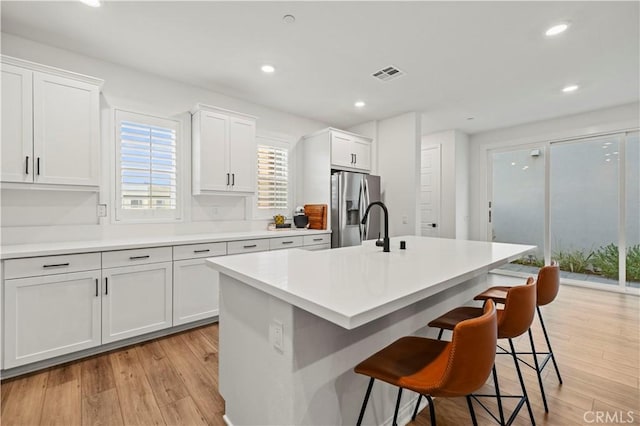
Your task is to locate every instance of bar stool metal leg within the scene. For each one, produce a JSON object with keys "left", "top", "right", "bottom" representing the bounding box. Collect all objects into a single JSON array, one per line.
[
  {"left": 412, "top": 394, "right": 423, "bottom": 421},
  {"left": 466, "top": 395, "right": 478, "bottom": 426},
  {"left": 528, "top": 328, "right": 549, "bottom": 413},
  {"left": 356, "top": 378, "right": 375, "bottom": 426},
  {"left": 426, "top": 395, "right": 436, "bottom": 426},
  {"left": 508, "top": 339, "right": 536, "bottom": 426},
  {"left": 392, "top": 388, "right": 403, "bottom": 426},
  {"left": 538, "top": 306, "right": 563, "bottom": 384},
  {"left": 492, "top": 364, "right": 506, "bottom": 425}
]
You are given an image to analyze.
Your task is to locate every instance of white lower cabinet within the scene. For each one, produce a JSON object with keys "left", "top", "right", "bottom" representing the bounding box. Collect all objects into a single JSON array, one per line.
[
  {"left": 173, "top": 258, "right": 220, "bottom": 325},
  {"left": 101, "top": 262, "right": 173, "bottom": 344},
  {"left": 4, "top": 270, "right": 101, "bottom": 368}
]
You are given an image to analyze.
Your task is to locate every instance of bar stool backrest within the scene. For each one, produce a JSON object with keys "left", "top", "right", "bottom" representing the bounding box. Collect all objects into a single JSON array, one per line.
[
  {"left": 438, "top": 300, "right": 497, "bottom": 396},
  {"left": 537, "top": 262, "right": 560, "bottom": 306},
  {"left": 498, "top": 277, "right": 536, "bottom": 339}
]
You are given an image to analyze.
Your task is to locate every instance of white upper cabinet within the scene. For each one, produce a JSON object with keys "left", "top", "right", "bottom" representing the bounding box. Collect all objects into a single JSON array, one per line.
[
  {"left": 192, "top": 104, "right": 257, "bottom": 195},
  {"left": 1, "top": 64, "right": 33, "bottom": 183},
  {"left": 1, "top": 56, "right": 102, "bottom": 187},
  {"left": 330, "top": 130, "right": 372, "bottom": 172}
]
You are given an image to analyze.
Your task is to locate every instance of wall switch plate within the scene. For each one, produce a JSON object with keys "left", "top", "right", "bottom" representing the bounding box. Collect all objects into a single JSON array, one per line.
[
  {"left": 97, "top": 204, "right": 107, "bottom": 217},
  {"left": 402, "top": 215, "right": 408, "bottom": 224},
  {"left": 269, "top": 320, "right": 284, "bottom": 352}
]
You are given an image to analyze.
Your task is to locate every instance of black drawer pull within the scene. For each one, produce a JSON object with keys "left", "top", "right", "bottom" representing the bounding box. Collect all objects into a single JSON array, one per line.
[
  {"left": 282, "top": 241, "right": 294, "bottom": 245},
  {"left": 194, "top": 249, "right": 210, "bottom": 253},
  {"left": 243, "top": 244, "right": 257, "bottom": 249},
  {"left": 25, "top": 156, "right": 29, "bottom": 174},
  {"left": 129, "top": 255, "right": 150, "bottom": 260},
  {"left": 43, "top": 263, "right": 70, "bottom": 268},
  {"left": 313, "top": 238, "right": 323, "bottom": 241}
]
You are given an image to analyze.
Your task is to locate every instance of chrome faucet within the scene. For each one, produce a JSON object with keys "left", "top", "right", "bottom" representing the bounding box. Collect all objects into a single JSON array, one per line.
[{"left": 361, "top": 201, "right": 390, "bottom": 252}]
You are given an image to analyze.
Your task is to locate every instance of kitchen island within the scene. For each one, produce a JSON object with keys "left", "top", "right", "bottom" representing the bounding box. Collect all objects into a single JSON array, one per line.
[{"left": 207, "top": 236, "right": 534, "bottom": 426}]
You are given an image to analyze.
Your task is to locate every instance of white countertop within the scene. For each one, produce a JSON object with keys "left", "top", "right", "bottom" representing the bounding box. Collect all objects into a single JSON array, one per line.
[
  {"left": 207, "top": 235, "right": 535, "bottom": 329},
  {"left": 0, "top": 229, "right": 330, "bottom": 259}
]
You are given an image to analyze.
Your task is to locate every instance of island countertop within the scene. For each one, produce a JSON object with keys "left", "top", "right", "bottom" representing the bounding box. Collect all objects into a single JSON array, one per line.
[{"left": 207, "top": 235, "right": 535, "bottom": 329}]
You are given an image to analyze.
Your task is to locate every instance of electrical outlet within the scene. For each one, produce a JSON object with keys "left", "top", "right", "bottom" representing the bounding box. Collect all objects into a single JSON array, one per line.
[
  {"left": 97, "top": 204, "right": 107, "bottom": 217},
  {"left": 402, "top": 215, "right": 408, "bottom": 224},
  {"left": 269, "top": 320, "right": 284, "bottom": 352}
]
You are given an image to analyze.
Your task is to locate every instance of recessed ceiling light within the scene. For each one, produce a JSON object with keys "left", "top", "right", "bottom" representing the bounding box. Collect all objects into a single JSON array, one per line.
[
  {"left": 79, "top": 0, "right": 101, "bottom": 7},
  {"left": 545, "top": 22, "right": 569, "bottom": 36},
  {"left": 562, "top": 84, "right": 579, "bottom": 93},
  {"left": 261, "top": 65, "right": 275, "bottom": 73},
  {"left": 354, "top": 101, "right": 366, "bottom": 108},
  {"left": 283, "top": 14, "right": 296, "bottom": 24}
]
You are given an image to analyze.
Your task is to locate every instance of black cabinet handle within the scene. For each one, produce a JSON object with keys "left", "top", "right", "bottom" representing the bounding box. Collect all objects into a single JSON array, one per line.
[
  {"left": 43, "top": 263, "right": 70, "bottom": 268},
  {"left": 25, "top": 156, "right": 29, "bottom": 174},
  {"left": 227, "top": 173, "right": 230, "bottom": 185},
  {"left": 105, "top": 277, "right": 108, "bottom": 295},
  {"left": 194, "top": 249, "right": 210, "bottom": 253},
  {"left": 354, "top": 154, "right": 357, "bottom": 164},
  {"left": 282, "top": 241, "right": 294, "bottom": 245},
  {"left": 232, "top": 173, "right": 235, "bottom": 186},
  {"left": 350, "top": 154, "right": 354, "bottom": 164},
  {"left": 37, "top": 157, "right": 40, "bottom": 175},
  {"left": 95, "top": 278, "right": 99, "bottom": 297},
  {"left": 313, "top": 238, "right": 323, "bottom": 242},
  {"left": 243, "top": 244, "right": 257, "bottom": 249},
  {"left": 129, "top": 255, "right": 150, "bottom": 260}
]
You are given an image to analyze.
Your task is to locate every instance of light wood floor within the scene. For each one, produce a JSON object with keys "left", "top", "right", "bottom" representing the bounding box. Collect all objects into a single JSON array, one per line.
[{"left": 1, "top": 282, "right": 638, "bottom": 425}]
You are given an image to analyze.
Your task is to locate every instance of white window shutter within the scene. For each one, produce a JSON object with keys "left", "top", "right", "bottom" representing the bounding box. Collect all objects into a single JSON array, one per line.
[{"left": 257, "top": 144, "right": 288, "bottom": 209}]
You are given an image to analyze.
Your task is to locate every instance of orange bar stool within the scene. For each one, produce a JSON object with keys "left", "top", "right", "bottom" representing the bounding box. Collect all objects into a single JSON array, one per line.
[
  {"left": 427, "top": 277, "right": 537, "bottom": 426},
  {"left": 354, "top": 300, "right": 497, "bottom": 426},
  {"left": 474, "top": 263, "right": 562, "bottom": 413}
]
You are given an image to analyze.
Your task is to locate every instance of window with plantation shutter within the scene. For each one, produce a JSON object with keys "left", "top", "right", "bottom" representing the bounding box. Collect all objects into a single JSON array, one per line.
[
  {"left": 257, "top": 144, "right": 288, "bottom": 210},
  {"left": 115, "top": 110, "right": 181, "bottom": 222}
]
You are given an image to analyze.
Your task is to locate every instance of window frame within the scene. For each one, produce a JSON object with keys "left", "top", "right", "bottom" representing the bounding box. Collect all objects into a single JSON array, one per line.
[
  {"left": 113, "top": 109, "right": 183, "bottom": 223},
  {"left": 253, "top": 134, "right": 291, "bottom": 220}
]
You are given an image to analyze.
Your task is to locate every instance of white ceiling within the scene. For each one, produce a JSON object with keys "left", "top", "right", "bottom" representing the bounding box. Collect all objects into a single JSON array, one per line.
[{"left": 2, "top": 1, "right": 638, "bottom": 133}]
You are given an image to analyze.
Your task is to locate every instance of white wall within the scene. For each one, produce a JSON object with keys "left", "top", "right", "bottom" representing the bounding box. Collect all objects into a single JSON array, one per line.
[
  {"left": 468, "top": 102, "right": 640, "bottom": 242},
  {"left": 1, "top": 33, "right": 328, "bottom": 244},
  {"left": 420, "top": 129, "right": 469, "bottom": 239},
  {"left": 376, "top": 112, "right": 421, "bottom": 237}
]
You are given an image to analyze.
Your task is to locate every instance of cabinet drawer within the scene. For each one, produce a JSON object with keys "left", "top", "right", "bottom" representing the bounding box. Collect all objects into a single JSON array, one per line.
[
  {"left": 303, "top": 234, "right": 331, "bottom": 246},
  {"left": 173, "top": 242, "right": 227, "bottom": 260},
  {"left": 227, "top": 239, "right": 269, "bottom": 255},
  {"left": 102, "top": 247, "right": 172, "bottom": 269},
  {"left": 4, "top": 253, "right": 101, "bottom": 279},
  {"left": 269, "top": 236, "right": 303, "bottom": 251}
]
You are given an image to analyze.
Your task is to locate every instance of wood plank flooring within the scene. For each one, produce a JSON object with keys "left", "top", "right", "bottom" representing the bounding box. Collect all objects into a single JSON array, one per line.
[{"left": 1, "top": 282, "right": 638, "bottom": 425}]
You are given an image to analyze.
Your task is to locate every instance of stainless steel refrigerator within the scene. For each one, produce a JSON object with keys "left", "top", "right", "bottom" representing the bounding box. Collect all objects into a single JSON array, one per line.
[{"left": 331, "top": 172, "right": 381, "bottom": 248}]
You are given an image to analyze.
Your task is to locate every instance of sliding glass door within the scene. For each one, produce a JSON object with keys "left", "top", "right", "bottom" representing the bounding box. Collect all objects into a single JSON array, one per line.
[
  {"left": 550, "top": 135, "right": 620, "bottom": 287},
  {"left": 488, "top": 131, "right": 638, "bottom": 293}
]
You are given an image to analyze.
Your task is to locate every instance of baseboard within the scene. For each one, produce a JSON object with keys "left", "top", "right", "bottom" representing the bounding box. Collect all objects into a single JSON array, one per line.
[
  {"left": 382, "top": 393, "right": 429, "bottom": 426},
  {"left": 222, "top": 414, "right": 233, "bottom": 426}
]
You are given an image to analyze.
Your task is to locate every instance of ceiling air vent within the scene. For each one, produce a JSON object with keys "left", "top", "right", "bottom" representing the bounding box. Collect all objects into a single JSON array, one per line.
[{"left": 372, "top": 66, "right": 405, "bottom": 82}]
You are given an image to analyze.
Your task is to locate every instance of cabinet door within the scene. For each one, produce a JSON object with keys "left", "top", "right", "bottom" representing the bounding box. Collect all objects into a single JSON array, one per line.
[
  {"left": 331, "top": 132, "right": 356, "bottom": 170},
  {"left": 33, "top": 72, "right": 100, "bottom": 186},
  {"left": 351, "top": 139, "right": 372, "bottom": 172},
  {"left": 1, "top": 64, "right": 33, "bottom": 183},
  {"left": 4, "top": 270, "right": 101, "bottom": 368},
  {"left": 195, "top": 111, "right": 229, "bottom": 192},
  {"left": 173, "top": 258, "right": 219, "bottom": 326},
  {"left": 228, "top": 117, "right": 256, "bottom": 193},
  {"left": 102, "top": 262, "right": 172, "bottom": 344}
]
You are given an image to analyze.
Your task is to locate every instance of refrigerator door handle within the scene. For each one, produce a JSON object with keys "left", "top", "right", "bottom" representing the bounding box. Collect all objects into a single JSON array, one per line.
[{"left": 361, "top": 177, "right": 369, "bottom": 240}]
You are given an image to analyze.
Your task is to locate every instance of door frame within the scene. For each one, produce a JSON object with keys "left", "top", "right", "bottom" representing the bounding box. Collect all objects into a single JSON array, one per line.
[{"left": 419, "top": 144, "right": 441, "bottom": 238}]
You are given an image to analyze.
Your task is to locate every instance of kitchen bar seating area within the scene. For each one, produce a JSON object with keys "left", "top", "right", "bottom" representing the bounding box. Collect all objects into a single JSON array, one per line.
[{"left": 1, "top": 273, "right": 637, "bottom": 425}]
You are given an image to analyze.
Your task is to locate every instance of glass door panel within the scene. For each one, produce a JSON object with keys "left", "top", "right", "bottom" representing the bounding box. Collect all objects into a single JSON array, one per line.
[
  {"left": 490, "top": 147, "right": 545, "bottom": 271},
  {"left": 626, "top": 132, "right": 639, "bottom": 289},
  {"left": 550, "top": 136, "right": 620, "bottom": 287}
]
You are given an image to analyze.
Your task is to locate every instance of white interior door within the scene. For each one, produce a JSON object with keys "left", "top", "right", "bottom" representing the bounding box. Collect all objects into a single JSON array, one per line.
[{"left": 420, "top": 145, "right": 441, "bottom": 237}]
